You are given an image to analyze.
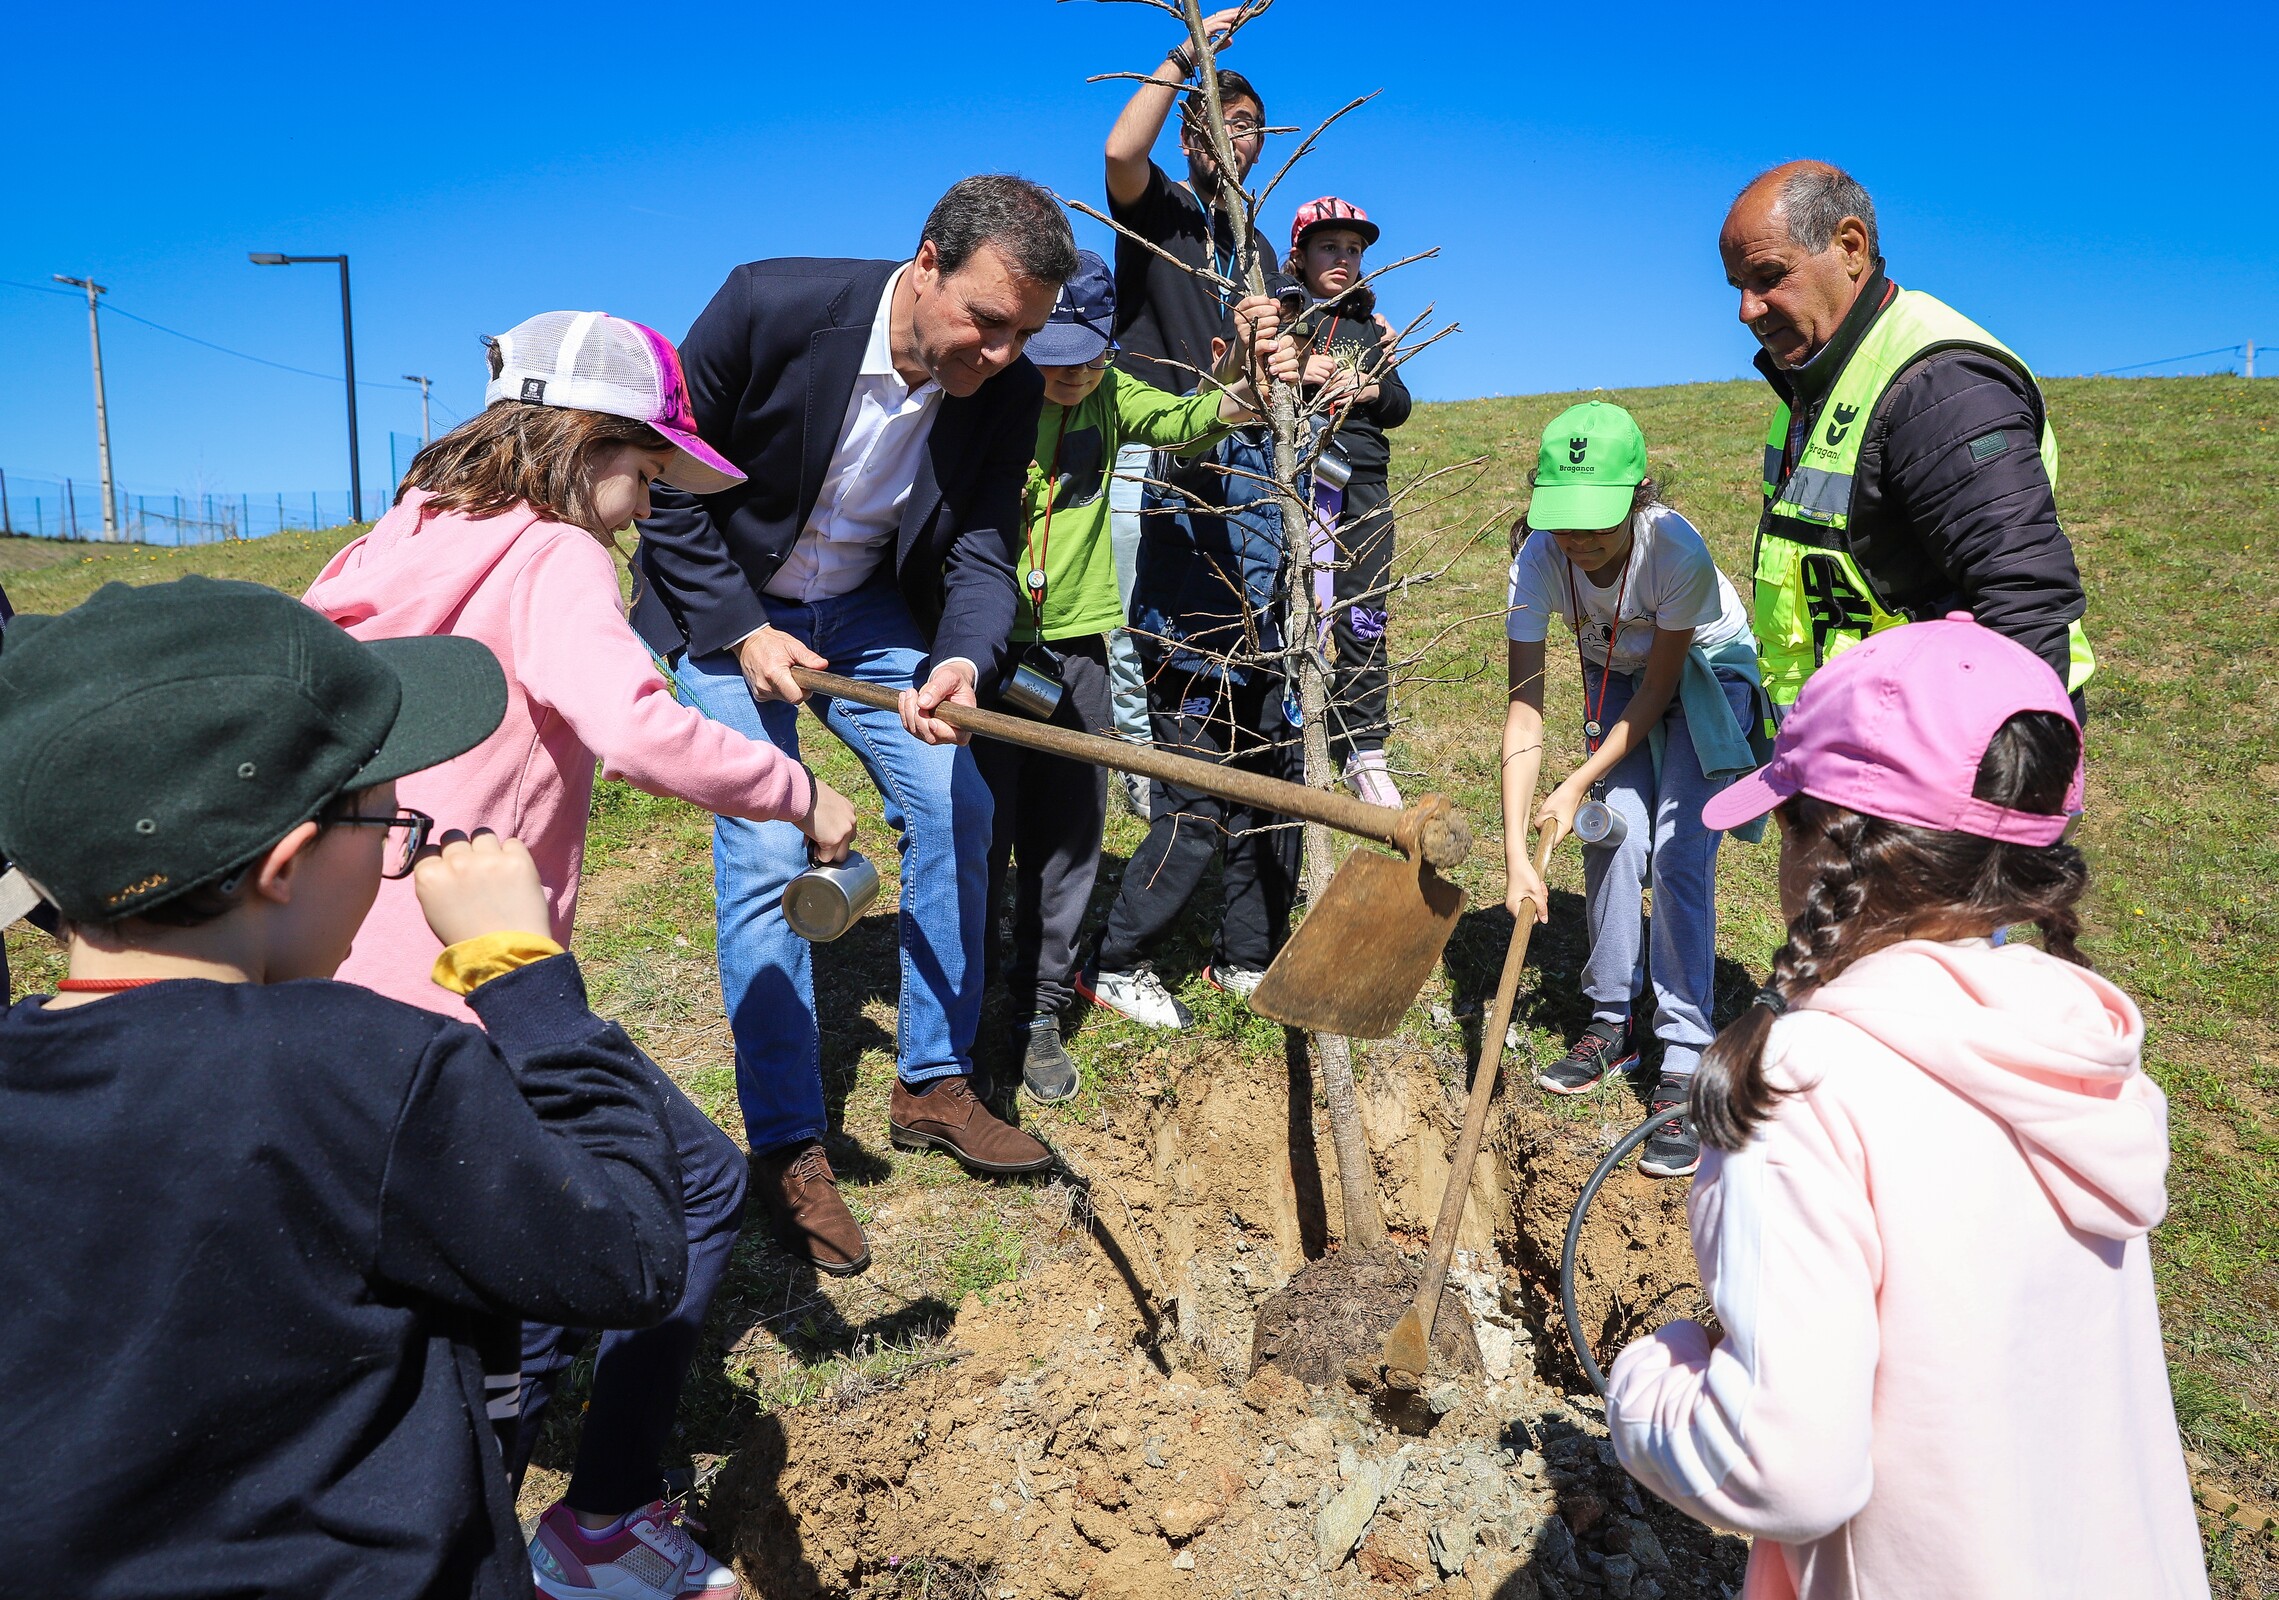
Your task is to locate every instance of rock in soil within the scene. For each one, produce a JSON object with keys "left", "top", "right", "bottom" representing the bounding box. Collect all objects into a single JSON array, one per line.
[{"left": 1248, "top": 1248, "right": 1482, "bottom": 1391}]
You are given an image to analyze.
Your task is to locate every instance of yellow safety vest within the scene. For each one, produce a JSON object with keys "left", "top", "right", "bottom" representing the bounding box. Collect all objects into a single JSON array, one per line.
[{"left": 1755, "top": 289, "right": 2095, "bottom": 713}]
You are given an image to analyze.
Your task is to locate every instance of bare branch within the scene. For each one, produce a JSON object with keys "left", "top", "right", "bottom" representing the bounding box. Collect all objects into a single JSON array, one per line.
[{"left": 1251, "top": 91, "right": 1382, "bottom": 213}]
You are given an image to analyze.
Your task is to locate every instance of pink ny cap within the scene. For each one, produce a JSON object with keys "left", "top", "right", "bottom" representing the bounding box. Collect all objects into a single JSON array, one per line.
[
  {"left": 1702, "top": 615, "right": 2085, "bottom": 846},
  {"left": 482, "top": 311, "right": 744, "bottom": 495}
]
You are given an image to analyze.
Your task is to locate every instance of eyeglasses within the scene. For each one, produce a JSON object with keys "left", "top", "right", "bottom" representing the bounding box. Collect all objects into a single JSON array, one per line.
[
  {"left": 1084, "top": 351, "right": 1114, "bottom": 370},
  {"left": 328, "top": 805, "right": 434, "bottom": 879}
]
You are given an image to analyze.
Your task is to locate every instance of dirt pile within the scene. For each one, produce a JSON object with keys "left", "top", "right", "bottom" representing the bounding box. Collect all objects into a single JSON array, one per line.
[{"left": 710, "top": 1251, "right": 1744, "bottom": 1600}]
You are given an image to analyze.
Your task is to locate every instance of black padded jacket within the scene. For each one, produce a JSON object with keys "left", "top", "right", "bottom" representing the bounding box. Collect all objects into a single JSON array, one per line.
[{"left": 1758, "top": 270, "right": 2088, "bottom": 690}]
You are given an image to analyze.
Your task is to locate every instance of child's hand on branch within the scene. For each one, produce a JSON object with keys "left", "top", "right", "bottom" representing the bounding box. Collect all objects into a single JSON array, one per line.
[
  {"left": 1230, "top": 295, "right": 1302, "bottom": 386},
  {"left": 800, "top": 780, "right": 860, "bottom": 863},
  {"left": 414, "top": 830, "right": 555, "bottom": 947}
]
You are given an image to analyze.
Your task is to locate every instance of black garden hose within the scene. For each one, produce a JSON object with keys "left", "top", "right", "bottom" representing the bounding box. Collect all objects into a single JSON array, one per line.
[{"left": 1560, "top": 1108, "right": 1667, "bottom": 1395}]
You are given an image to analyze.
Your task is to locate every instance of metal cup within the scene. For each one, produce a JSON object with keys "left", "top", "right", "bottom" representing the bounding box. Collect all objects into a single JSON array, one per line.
[
  {"left": 998, "top": 649, "right": 1065, "bottom": 721},
  {"left": 782, "top": 850, "right": 881, "bottom": 942},
  {"left": 1311, "top": 443, "right": 1354, "bottom": 492},
  {"left": 1572, "top": 798, "right": 1628, "bottom": 851}
]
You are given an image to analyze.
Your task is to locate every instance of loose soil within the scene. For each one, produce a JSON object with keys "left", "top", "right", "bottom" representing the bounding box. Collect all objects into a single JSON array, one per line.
[{"left": 695, "top": 1039, "right": 1745, "bottom": 1600}]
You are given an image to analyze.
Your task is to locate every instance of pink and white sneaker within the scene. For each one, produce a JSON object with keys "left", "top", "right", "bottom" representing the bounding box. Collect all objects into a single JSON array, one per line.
[
  {"left": 529, "top": 1498, "right": 739, "bottom": 1600},
  {"left": 1344, "top": 749, "right": 1403, "bottom": 810}
]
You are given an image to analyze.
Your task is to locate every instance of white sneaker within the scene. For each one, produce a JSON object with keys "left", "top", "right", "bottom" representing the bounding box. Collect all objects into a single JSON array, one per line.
[
  {"left": 1204, "top": 962, "right": 1267, "bottom": 1000},
  {"left": 1117, "top": 770, "right": 1154, "bottom": 818},
  {"left": 1079, "top": 964, "right": 1193, "bottom": 1030},
  {"left": 529, "top": 1498, "right": 738, "bottom": 1600},
  {"left": 1344, "top": 750, "right": 1403, "bottom": 809}
]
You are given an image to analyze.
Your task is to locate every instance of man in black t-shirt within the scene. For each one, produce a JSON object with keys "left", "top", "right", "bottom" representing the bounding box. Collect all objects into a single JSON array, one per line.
[{"left": 1099, "top": 12, "right": 1268, "bottom": 766}]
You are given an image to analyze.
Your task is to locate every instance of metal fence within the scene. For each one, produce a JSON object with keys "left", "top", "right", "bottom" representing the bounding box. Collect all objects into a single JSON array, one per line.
[{"left": 0, "top": 471, "right": 361, "bottom": 545}]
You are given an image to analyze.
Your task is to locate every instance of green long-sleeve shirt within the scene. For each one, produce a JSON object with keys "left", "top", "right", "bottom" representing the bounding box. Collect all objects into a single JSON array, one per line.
[{"left": 1014, "top": 367, "right": 1231, "bottom": 643}]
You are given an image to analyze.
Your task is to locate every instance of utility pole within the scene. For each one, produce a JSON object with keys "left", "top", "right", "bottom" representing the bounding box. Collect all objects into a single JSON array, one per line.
[
  {"left": 52, "top": 275, "right": 118, "bottom": 538},
  {"left": 249, "top": 252, "right": 362, "bottom": 522},
  {"left": 2248, "top": 341, "right": 2257, "bottom": 381},
  {"left": 402, "top": 373, "right": 433, "bottom": 444}
]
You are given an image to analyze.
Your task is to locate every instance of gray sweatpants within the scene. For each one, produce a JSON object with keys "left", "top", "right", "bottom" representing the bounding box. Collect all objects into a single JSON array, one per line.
[
  {"left": 1105, "top": 441, "right": 1152, "bottom": 746},
  {"left": 1577, "top": 663, "right": 1751, "bottom": 1081}
]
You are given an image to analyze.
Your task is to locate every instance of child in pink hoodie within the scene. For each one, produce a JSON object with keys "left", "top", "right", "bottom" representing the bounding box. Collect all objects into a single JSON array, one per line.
[
  {"left": 1606, "top": 616, "right": 2208, "bottom": 1600},
  {"left": 305, "top": 311, "right": 856, "bottom": 1600}
]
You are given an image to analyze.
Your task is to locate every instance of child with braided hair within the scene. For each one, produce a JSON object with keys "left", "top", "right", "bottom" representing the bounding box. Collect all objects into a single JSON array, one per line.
[{"left": 1604, "top": 616, "right": 2208, "bottom": 1600}]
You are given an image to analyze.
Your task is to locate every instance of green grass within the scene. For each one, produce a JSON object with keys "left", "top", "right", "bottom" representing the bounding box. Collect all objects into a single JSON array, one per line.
[{"left": 6, "top": 378, "right": 2274, "bottom": 1544}]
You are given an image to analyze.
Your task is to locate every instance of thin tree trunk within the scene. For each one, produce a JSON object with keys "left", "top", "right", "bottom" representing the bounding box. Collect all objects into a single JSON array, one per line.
[{"left": 1181, "top": 0, "right": 1388, "bottom": 1254}]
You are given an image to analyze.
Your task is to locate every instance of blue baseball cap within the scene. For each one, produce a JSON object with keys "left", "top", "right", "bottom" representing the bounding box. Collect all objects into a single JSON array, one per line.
[{"left": 1025, "top": 250, "right": 1115, "bottom": 366}]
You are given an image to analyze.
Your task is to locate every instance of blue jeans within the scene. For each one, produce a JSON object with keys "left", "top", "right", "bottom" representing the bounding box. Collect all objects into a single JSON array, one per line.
[
  {"left": 1577, "top": 664, "right": 1751, "bottom": 1081},
  {"left": 511, "top": 1069, "right": 747, "bottom": 1515},
  {"left": 673, "top": 575, "right": 992, "bottom": 1155}
]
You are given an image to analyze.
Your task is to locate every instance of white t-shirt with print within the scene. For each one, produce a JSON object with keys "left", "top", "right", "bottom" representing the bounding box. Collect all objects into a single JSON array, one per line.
[{"left": 1504, "top": 505, "right": 1750, "bottom": 673}]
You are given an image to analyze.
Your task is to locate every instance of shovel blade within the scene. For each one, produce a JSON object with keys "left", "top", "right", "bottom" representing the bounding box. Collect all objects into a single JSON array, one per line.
[
  {"left": 1249, "top": 848, "right": 1466, "bottom": 1039},
  {"left": 1379, "top": 1306, "right": 1432, "bottom": 1390}
]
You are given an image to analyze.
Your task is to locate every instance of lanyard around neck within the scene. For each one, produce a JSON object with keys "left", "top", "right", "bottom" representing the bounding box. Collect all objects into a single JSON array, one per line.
[
  {"left": 1024, "top": 408, "right": 1073, "bottom": 631},
  {"left": 1563, "top": 536, "right": 1634, "bottom": 749}
]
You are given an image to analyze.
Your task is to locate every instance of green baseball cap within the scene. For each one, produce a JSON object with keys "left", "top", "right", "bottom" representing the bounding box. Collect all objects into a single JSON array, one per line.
[
  {"left": 1526, "top": 401, "right": 1648, "bottom": 531},
  {"left": 0, "top": 575, "right": 506, "bottom": 923}
]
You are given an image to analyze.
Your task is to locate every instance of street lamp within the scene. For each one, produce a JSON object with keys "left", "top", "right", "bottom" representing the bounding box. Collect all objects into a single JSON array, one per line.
[{"left": 248, "top": 251, "right": 362, "bottom": 522}]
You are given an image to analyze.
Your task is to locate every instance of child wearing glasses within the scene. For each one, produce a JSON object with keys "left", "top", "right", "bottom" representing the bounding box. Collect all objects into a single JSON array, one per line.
[
  {"left": 0, "top": 577, "right": 690, "bottom": 1593},
  {"left": 987, "top": 251, "right": 1285, "bottom": 1101},
  {"left": 303, "top": 312, "right": 855, "bottom": 1600}
]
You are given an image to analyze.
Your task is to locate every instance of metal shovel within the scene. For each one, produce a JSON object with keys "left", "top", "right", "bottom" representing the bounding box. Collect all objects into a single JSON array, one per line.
[
  {"left": 787, "top": 667, "right": 1470, "bottom": 1037},
  {"left": 1378, "top": 828, "right": 1558, "bottom": 1389}
]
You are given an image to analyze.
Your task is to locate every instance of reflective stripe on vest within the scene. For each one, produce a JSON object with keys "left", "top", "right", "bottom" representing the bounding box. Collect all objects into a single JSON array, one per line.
[{"left": 1755, "top": 289, "right": 2092, "bottom": 706}]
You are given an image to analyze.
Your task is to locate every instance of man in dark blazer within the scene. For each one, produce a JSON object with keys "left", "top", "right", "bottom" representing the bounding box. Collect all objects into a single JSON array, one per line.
[{"left": 637, "top": 176, "right": 1076, "bottom": 1275}]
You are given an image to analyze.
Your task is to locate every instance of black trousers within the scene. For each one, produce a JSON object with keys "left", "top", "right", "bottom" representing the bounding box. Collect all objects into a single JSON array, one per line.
[
  {"left": 1328, "top": 473, "right": 1396, "bottom": 762},
  {"left": 1096, "top": 665, "right": 1299, "bottom": 975},
  {"left": 510, "top": 1067, "right": 747, "bottom": 1515},
  {"left": 978, "top": 634, "right": 1114, "bottom": 1019}
]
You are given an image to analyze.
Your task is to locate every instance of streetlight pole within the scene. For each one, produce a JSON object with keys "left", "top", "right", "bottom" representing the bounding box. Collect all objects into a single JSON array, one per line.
[
  {"left": 249, "top": 252, "right": 362, "bottom": 522},
  {"left": 402, "top": 373, "right": 433, "bottom": 444},
  {"left": 53, "top": 274, "right": 118, "bottom": 539}
]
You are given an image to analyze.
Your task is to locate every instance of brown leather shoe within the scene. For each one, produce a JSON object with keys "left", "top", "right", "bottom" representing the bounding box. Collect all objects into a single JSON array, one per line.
[
  {"left": 889, "top": 1076, "right": 1055, "bottom": 1175},
  {"left": 754, "top": 1140, "right": 870, "bottom": 1276}
]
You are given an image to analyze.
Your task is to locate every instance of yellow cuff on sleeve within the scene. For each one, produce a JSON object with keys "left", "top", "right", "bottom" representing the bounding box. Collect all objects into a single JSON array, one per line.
[{"left": 430, "top": 930, "right": 567, "bottom": 996}]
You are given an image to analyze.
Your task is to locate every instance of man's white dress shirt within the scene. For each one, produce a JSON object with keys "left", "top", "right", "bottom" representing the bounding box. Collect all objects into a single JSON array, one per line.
[{"left": 764, "top": 266, "right": 943, "bottom": 605}]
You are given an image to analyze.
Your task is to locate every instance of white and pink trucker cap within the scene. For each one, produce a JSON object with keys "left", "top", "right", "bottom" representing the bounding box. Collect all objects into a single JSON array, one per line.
[
  {"left": 1702, "top": 614, "right": 2085, "bottom": 846},
  {"left": 483, "top": 310, "right": 743, "bottom": 494}
]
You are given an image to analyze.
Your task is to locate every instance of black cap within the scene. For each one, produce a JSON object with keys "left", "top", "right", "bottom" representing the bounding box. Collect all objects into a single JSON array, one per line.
[{"left": 0, "top": 576, "right": 507, "bottom": 922}]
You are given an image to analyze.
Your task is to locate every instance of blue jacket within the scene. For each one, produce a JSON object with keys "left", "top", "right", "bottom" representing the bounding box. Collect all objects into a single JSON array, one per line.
[
  {"left": 1131, "top": 427, "right": 1288, "bottom": 685},
  {"left": 633, "top": 258, "right": 1043, "bottom": 689}
]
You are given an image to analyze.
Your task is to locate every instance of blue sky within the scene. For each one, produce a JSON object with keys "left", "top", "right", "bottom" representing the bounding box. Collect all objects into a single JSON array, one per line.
[{"left": 6, "top": 0, "right": 2274, "bottom": 510}]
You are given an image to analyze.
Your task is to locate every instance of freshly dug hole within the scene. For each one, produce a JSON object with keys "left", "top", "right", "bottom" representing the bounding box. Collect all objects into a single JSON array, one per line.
[
  {"left": 1247, "top": 1247, "right": 1482, "bottom": 1389},
  {"left": 1494, "top": 1103, "right": 1707, "bottom": 1386}
]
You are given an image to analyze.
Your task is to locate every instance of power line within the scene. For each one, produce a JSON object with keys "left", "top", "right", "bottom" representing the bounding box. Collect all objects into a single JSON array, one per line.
[
  {"left": 3, "top": 276, "right": 438, "bottom": 399},
  {"left": 2091, "top": 343, "right": 2246, "bottom": 376}
]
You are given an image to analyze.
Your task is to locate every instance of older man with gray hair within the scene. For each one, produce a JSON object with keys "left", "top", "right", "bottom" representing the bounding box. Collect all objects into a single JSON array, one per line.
[{"left": 1720, "top": 160, "right": 2094, "bottom": 719}]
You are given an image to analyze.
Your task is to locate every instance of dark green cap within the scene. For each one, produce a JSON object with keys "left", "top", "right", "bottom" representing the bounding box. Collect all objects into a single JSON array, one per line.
[{"left": 0, "top": 575, "right": 506, "bottom": 923}]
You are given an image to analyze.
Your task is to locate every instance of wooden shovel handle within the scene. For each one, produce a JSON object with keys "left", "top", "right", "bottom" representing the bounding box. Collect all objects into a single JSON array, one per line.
[
  {"left": 789, "top": 666, "right": 1470, "bottom": 867},
  {"left": 1408, "top": 828, "right": 1560, "bottom": 1324}
]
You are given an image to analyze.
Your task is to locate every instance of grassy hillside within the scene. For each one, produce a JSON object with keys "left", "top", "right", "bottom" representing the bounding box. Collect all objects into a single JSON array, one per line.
[{"left": 5, "top": 375, "right": 2273, "bottom": 1581}]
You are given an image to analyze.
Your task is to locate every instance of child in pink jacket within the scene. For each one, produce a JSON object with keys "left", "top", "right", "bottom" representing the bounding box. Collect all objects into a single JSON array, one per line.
[
  {"left": 306, "top": 311, "right": 856, "bottom": 1600},
  {"left": 1607, "top": 616, "right": 2208, "bottom": 1600}
]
